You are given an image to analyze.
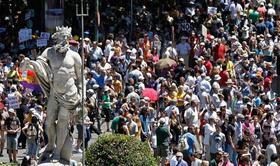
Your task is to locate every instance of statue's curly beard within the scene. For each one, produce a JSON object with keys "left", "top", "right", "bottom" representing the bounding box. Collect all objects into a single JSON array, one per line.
[{"left": 53, "top": 41, "right": 69, "bottom": 54}]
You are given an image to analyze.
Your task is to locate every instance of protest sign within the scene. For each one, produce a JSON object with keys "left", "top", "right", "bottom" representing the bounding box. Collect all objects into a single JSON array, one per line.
[
  {"left": 0, "top": 28, "right": 6, "bottom": 33},
  {"left": 18, "top": 29, "right": 32, "bottom": 43},
  {"left": 40, "top": 32, "right": 50, "bottom": 40},
  {"left": 202, "top": 25, "right": 208, "bottom": 39},
  {"left": 8, "top": 93, "right": 20, "bottom": 109},
  {"left": 208, "top": 7, "right": 217, "bottom": 15},
  {"left": 37, "top": 39, "right": 48, "bottom": 47}
]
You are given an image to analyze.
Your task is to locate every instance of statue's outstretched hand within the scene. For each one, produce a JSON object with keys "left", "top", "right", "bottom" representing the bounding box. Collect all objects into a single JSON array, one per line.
[{"left": 19, "top": 57, "right": 32, "bottom": 71}]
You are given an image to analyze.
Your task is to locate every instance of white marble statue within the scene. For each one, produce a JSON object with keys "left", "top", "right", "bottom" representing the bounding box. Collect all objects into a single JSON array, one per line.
[{"left": 20, "top": 26, "right": 84, "bottom": 163}]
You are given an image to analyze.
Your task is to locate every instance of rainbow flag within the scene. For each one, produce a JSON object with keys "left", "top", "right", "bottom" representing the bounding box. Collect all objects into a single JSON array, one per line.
[{"left": 18, "top": 69, "right": 41, "bottom": 92}]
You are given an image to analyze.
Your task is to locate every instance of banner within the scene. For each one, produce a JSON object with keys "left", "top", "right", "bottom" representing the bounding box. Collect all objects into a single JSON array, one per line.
[{"left": 18, "top": 29, "right": 32, "bottom": 43}]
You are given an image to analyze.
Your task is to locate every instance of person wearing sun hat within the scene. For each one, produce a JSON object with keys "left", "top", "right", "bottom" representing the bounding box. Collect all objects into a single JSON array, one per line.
[
  {"left": 5, "top": 108, "right": 21, "bottom": 163},
  {"left": 156, "top": 117, "right": 171, "bottom": 166}
]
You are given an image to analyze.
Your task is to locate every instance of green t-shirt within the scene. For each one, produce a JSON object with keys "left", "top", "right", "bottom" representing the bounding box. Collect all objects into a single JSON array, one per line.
[
  {"left": 249, "top": 10, "right": 260, "bottom": 24},
  {"left": 156, "top": 126, "right": 169, "bottom": 147},
  {"left": 102, "top": 94, "right": 111, "bottom": 109},
  {"left": 210, "top": 159, "right": 217, "bottom": 166},
  {"left": 111, "top": 116, "right": 120, "bottom": 131}
]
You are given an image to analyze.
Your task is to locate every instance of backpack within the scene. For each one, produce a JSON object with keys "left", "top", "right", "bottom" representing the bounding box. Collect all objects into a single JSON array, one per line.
[
  {"left": 26, "top": 123, "right": 39, "bottom": 141},
  {"left": 178, "top": 134, "right": 189, "bottom": 151}
]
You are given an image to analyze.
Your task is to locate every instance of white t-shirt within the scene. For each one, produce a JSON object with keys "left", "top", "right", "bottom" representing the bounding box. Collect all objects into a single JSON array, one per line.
[
  {"left": 90, "top": 46, "right": 103, "bottom": 61},
  {"left": 266, "top": 143, "right": 277, "bottom": 164},
  {"left": 191, "top": 158, "right": 202, "bottom": 166},
  {"left": 199, "top": 91, "right": 209, "bottom": 109},
  {"left": 184, "top": 107, "right": 199, "bottom": 127},
  {"left": 203, "top": 123, "right": 216, "bottom": 145},
  {"left": 211, "top": 93, "right": 221, "bottom": 109},
  {"left": 151, "top": 133, "right": 157, "bottom": 148},
  {"left": 165, "top": 105, "right": 180, "bottom": 117},
  {"left": 99, "top": 63, "right": 112, "bottom": 71},
  {"left": 268, "top": 162, "right": 278, "bottom": 166},
  {"left": 170, "top": 156, "right": 189, "bottom": 166},
  {"left": 229, "top": 2, "right": 243, "bottom": 19},
  {"left": 267, "top": 8, "right": 276, "bottom": 16}
]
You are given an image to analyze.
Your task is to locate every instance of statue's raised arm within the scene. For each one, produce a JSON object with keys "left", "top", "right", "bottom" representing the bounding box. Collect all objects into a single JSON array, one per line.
[{"left": 19, "top": 51, "right": 52, "bottom": 96}]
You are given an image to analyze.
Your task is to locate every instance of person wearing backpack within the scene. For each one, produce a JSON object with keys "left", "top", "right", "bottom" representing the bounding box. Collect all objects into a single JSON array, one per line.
[{"left": 22, "top": 115, "right": 43, "bottom": 159}]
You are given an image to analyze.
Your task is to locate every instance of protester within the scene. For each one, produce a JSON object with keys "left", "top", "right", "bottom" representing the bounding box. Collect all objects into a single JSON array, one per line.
[{"left": 5, "top": 108, "right": 21, "bottom": 163}]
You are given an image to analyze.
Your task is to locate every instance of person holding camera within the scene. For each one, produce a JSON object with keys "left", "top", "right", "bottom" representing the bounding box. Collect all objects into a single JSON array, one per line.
[{"left": 22, "top": 115, "right": 43, "bottom": 160}]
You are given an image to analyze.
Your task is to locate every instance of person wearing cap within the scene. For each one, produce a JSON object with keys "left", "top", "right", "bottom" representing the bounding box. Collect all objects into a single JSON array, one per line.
[
  {"left": 156, "top": 117, "right": 171, "bottom": 166},
  {"left": 101, "top": 86, "right": 112, "bottom": 132},
  {"left": 5, "top": 108, "right": 21, "bottom": 163}
]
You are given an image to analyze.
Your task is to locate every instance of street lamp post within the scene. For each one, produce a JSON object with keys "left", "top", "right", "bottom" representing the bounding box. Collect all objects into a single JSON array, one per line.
[{"left": 76, "top": 0, "right": 89, "bottom": 165}]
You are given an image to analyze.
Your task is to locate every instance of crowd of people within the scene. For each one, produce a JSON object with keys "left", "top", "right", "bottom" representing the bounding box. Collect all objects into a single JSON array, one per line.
[{"left": 0, "top": 0, "right": 280, "bottom": 166}]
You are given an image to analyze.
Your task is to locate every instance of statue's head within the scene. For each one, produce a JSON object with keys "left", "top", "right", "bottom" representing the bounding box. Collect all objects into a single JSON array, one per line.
[{"left": 52, "top": 26, "right": 72, "bottom": 54}]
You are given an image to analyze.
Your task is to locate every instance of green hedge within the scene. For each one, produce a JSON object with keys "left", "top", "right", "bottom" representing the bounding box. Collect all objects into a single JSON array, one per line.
[{"left": 86, "top": 134, "right": 157, "bottom": 166}]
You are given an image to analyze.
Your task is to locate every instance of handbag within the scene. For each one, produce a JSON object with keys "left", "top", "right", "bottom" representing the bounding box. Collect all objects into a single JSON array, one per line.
[{"left": 140, "top": 131, "right": 148, "bottom": 142}]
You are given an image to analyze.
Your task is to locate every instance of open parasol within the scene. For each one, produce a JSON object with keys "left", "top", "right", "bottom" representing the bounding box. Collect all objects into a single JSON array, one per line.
[
  {"left": 142, "top": 88, "right": 158, "bottom": 102},
  {"left": 156, "top": 58, "right": 177, "bottom": 69}
]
